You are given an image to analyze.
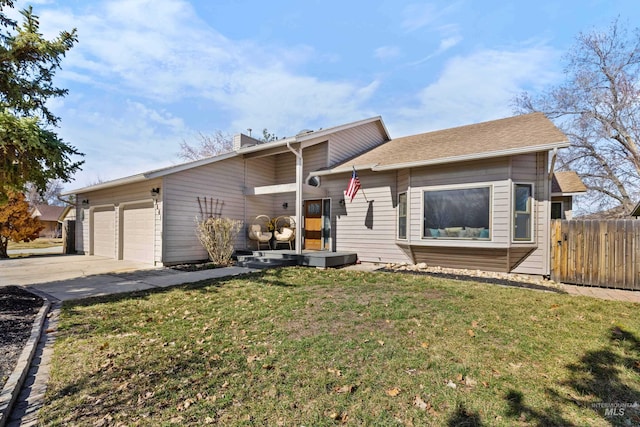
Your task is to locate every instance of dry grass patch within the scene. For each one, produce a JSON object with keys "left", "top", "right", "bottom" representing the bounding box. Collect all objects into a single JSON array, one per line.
[{"left": 41, "top": 267, "right": 640, "bottom": 426}]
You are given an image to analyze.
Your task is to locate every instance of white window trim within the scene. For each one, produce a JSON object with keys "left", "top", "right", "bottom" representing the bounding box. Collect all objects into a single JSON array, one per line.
[
  {"left": 420, "top": 182, "right": 494, "bottom": 241},
  {"left": 397, "top": 192, "right": 408, "bottom": 240},
  {"left": 512, "top": 182, "right": 535, "bottom": 243}
]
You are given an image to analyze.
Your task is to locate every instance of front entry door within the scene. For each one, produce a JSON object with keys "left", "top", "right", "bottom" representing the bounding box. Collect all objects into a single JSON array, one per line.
[{"left": 304, "top": 199, "right": 322, "bottom": 250}]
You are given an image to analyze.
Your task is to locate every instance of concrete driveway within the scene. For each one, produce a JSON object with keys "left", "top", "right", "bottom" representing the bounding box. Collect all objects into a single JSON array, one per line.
[
  {"left": 0, "top": 254, "right": 257, "bottom": 301},
  {"left": 1, "top": 254, "right": 157, "bottom": 286}
]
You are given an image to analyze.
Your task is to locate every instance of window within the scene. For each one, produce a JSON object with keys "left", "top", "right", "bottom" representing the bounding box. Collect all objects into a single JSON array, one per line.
[
  {"left": 398, "top": 192, "right": 407, "bottom": 239},
  {"left": 551, "top": 201, "right": 563, "bottom": 219},
  {"left": 513, "top": 183, "right": 533, "bottom": 241},
  {"left": 423, "top": 186, "right": 491, "bottom": 239}
]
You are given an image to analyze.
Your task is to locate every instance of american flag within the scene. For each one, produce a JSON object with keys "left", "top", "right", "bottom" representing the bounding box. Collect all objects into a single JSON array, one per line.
[{"left": 345, "top": 168, "right": 361, "bottom": 202}]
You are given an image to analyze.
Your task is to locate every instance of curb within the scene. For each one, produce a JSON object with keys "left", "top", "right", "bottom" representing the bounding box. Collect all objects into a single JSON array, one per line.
[{"left": 0, "top": 298, "right": 50, "bottom": 427}]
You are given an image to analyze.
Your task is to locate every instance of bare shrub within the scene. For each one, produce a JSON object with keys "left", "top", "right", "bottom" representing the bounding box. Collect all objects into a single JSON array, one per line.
[{"left": 195, "top": 217, "right": 241, "bottom": 266}]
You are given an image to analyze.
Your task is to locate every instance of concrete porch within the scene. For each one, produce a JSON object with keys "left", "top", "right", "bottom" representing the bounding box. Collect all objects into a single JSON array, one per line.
[{"left": 235, "top": 250, "right": 357, "bottom": 269}]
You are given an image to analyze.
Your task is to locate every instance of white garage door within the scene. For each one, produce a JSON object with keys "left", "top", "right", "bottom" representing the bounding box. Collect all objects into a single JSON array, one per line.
[
  {"left": 122, "top": 203, "right": 155, "bottom": 264},
  {"left": 93, "top": 207, "right": 115, "bottom": 258}
]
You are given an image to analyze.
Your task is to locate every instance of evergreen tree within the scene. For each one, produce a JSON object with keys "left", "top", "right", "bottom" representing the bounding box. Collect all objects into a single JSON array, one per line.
[{"left": 0, "top": 1, "right": 83, "bottom": 204}]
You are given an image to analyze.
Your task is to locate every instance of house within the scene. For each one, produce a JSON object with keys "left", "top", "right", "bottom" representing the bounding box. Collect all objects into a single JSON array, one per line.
[
  {"left": 31, "top": 204, "right": 66, "bottom": 238},
  {"left": 550, "top": 171, "right": 587, "bottom": 219},
  {"left": 63, "top": 112, "right": 570, "bottom": 276}
]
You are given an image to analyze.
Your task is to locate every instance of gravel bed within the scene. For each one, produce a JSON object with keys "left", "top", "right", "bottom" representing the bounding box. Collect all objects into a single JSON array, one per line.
[
  {"left": 0, "top": 286, "right": 44, "bottom": 389},
  {"left": 382, "top": 262, "right": 565, "bottom": 293}
]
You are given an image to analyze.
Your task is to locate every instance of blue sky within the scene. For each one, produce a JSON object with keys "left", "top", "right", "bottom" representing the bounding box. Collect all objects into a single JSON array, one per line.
[{"left": 13, "top": 0, "right": 640, "bottom": 188}]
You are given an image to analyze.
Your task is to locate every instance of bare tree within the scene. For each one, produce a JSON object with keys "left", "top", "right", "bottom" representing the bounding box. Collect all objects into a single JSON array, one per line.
[
  {"left": 513, "top": 18, "right": 640, "bottom": 214},
  {"left": 178, "top": 131, "right": 233, "bottom": 161},
  {"left": 25, "top": 179, "right": 65, "bottom": 206}
]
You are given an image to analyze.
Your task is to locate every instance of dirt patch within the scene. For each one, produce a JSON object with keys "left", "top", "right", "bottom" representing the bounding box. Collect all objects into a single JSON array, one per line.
[{"left": 0, "top": 286, "right": 44, "bottom": 388}]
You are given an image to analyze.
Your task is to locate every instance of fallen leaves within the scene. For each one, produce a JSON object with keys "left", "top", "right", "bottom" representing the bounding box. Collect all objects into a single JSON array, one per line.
[
  {"left": 327, "top": 367, "right": 342, "bottom": 377},
  {"left": 333, "top": 384, "right": 355, "bottom": 394},
  {"left": 413, "top": 394, "right": 428, "bottom": 410},
  {"left": 413, "top": 395, "right": 439, "bottom": 417},
  {"left": 386, "top": 387, "right": 401, "bottom": 397}
]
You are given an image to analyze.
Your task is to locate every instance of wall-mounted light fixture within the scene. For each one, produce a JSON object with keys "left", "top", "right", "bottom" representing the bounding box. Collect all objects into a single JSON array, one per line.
[
  {"left": 282, "top": 202, "right": 288, "bottom": 209},
  {"left": 338, "top": 198, "right": 345, "bottom": 206},
  {"left": 150, "top": 188, "right": 160, "bottom": 198},
  {"left": 81, "top": 199, "right": 90, "bottom": 207}
]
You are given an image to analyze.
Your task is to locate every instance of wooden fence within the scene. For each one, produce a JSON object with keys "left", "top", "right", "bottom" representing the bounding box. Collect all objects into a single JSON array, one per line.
[{"left": 551, "top": 219, "right": 640, "bottom": 290}]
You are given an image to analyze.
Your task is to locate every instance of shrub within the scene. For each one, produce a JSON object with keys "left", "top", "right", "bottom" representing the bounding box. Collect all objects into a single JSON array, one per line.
[{"left": 195, "top": 217, "right": 241, "bottom": 266}]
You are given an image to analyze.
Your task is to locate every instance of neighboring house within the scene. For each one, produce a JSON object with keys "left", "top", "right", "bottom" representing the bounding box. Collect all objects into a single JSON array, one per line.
[
  {"left": 31, "top": 204, "right": 66, "bottom": 237},
  {"left": 63, "top": 112, "right": 570, "bottom": 276},
  {"left": 550, "top": 171, "right": 587, "bottom": 219}
]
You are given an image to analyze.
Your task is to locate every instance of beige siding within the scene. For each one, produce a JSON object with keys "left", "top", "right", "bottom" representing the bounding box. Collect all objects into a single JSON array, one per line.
[
  {"left": 303, "top": 143, "right": 329, "bottom": 177},
  {"left": 512, "top": 152, "right": 550, "bottom": 275},
  {"left": 321, "top": 170, "right": 410, "bottom": 264},
  {"left": 328, "top": 121, "right": 388, "bottom": 165},
  {"left": 274, "top": 152, "right": 295, "bottom": 185},
  {"left": 408, "top": 158, "right": 511, "bottom": 245},
  {"left": 411, "top": 246, "right": 510, "bottom": 272},
  {"left": 163, "top": 157, "right": 245, "bottom": 264}
]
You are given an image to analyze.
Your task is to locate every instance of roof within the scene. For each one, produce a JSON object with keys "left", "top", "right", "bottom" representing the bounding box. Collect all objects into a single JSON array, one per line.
[
  {"left": 31, "top": 204, "right": 65, "bottom": 222},
  {"left": 551, "top": 171, "right": 587, "bottom": 195},
  {"left": 312, "top": 112, "right": 570, "bottom": 175},
  {"left": 62, "top": 116, "right": 389, "bottom": 195}
]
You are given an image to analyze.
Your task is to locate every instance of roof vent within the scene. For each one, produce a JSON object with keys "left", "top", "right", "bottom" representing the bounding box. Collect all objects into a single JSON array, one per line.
[{"left": 296, "top": 129, "right": 314, "bottom": 136}]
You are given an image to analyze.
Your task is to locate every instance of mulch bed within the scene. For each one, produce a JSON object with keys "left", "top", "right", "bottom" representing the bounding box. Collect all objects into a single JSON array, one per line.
[{"left": 0, "top": 286, "right": 44, "bottom": 389}]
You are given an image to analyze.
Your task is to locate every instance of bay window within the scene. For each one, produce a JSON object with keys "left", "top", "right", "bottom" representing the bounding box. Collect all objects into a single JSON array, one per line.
[{"left": 423, "top": 186, "right": 491, "bottom": 239}]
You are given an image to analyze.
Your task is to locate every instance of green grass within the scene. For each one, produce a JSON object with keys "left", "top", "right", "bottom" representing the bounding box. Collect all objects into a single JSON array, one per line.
[
  {"left": 42, "top": 268, "right": 640, "bottom": 426},
  {"left": 7, "top": 237, "right": 62, "bottom": 249}
]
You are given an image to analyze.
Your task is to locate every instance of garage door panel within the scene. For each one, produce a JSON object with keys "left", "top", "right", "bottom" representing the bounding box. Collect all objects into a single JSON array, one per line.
[
  {"left": 93, "top": 208, "right": 115, "bottom": 258},
  {"left": 122, "top": 204, "right": 154, "bottom": 264}
]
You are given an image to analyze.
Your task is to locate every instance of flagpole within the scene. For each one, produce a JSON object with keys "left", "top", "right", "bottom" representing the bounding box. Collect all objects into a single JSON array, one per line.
[{"left": 351, "top": 166, "right": 367, "bottom": 202}]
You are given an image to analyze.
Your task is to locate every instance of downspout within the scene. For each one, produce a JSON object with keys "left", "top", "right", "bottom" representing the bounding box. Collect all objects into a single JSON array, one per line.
[
  {"left": 286, "top": 141, "right": 303, "bottom": 254},
  {"left": 548, "top": 147, "right": 558, "bottom": 180}
]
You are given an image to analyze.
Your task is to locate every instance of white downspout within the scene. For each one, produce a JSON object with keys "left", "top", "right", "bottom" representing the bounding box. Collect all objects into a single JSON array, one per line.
[{"left": 287, "top": 141, "right": 303, "bottom": 254}]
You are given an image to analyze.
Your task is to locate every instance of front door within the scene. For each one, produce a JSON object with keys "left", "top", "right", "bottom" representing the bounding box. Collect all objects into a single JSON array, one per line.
[{"left": 304, "top": 199, "right": 322, "bottom": 250}]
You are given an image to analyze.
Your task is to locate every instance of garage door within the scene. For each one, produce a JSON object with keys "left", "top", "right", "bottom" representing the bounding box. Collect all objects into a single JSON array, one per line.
[
  {"left": 122, "top": 203, "right": 155, "bottom": 264},
  {"left": 93, "top": 207, "right": 115, "bottom": 258}
]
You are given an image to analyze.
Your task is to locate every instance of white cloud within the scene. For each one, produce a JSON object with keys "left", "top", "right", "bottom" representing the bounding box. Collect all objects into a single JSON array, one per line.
[
  {"left": 42, "top": 0, "right": 378, "bottom": 132},
  {"left": 389, "top": 45, "right": 561, "bottom": 136},
  {"left": 374, "top": 46, "right": 401, "bottom": 60},
  {"left": 400, "top": 2, "right": 463, "bottom": 32},
  {"left": 56, "top": 100, "right": 190, "bottom": 187}
]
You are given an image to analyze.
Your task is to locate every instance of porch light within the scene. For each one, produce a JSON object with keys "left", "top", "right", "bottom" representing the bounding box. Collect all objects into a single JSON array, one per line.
[
  {"left": 282, "top": 202, "right": 288, "bottom": 209},
  {"left": 81, "top": 199, "right": 89, "bottom": 207},
  {"left": 150, "top": 188, "right": 160, "bottom": 198}
]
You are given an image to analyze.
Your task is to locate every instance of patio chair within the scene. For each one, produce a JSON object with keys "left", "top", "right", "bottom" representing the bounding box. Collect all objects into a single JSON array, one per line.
[
  {"left": 273, "top": 215, "right": 296, "bottom": 250},
  {"left": 248, "top": 215, "right": 272, "bottom": 250}
]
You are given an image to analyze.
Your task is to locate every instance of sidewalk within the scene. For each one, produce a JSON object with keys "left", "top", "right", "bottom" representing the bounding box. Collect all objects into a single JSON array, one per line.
[{"left": 559, "top": 282, "right": 640, "bottom": 302}]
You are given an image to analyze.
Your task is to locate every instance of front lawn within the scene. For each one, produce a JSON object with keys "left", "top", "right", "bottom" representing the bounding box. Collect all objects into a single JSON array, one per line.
[
  {"left": 7, "top": 237, "right": 62, "bottom": 249},
  {"left": 42, "top": 268, "right": 640, "bottom": 426}
]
